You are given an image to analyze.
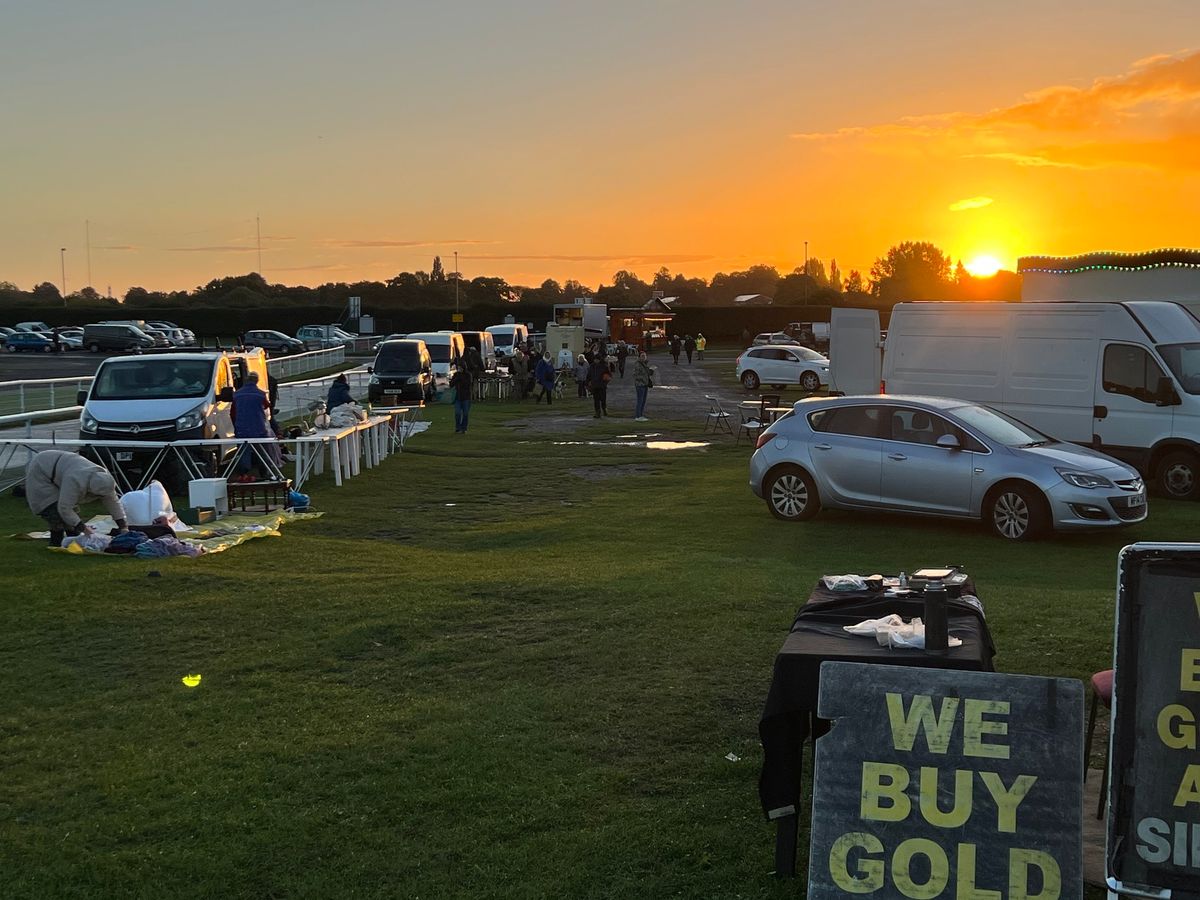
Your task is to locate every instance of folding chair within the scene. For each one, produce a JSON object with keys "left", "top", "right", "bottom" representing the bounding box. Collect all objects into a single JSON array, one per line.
[
  {"left": 736, "top": 403, "right": 765, "bottom": 446},
  {"left": 704, "top": 395, "right": 733, "bottom": 435}
]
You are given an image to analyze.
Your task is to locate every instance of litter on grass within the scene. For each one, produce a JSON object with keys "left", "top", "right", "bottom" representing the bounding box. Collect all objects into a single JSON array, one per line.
[{"left": 181, "top": 674, "right": 202, "bottom": 688}]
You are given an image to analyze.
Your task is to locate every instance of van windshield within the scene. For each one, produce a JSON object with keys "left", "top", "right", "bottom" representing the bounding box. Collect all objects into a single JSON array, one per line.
[
  {"left": 1157, "top": 343, "right": 1200, "bottom": 395},
  {"left": 374, "top": 344, "right": 422, "bottom": 374},
  {"left": 93, "top": 359, "right": 214, "bottom": 400},
  {"left": 424, "top": 343, "right": 451, "bottom": 363}
]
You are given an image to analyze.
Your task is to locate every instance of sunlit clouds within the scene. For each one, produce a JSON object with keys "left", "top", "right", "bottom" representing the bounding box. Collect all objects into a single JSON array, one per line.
[{"left": 949, "top": 197, "right": 994, "bottom": 212}]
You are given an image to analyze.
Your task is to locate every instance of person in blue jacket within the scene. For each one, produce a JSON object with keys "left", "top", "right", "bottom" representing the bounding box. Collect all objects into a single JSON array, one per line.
[
  {"left": 534, "top": 352, "right": 556, "bottom": 404},
  {"left": 231, "top": 371, "right": 272, "bottom": 476},
  {"left": 326, "top": 373, "right": 353, "bottom": 409}
]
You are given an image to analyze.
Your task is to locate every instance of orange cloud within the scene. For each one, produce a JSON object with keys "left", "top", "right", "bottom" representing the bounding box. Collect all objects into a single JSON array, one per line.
[
  {"left": 464, "top": 253, "right": 713, "bottom": 265},
  {"left": 325, "top": 238, "right": 497, "bottom": 248},
  {"left": 792, "top": 49, "right": 1200, "bottom": 171},
  {"left": 948, "top": 196, "right": 994, "bottom": 212}
]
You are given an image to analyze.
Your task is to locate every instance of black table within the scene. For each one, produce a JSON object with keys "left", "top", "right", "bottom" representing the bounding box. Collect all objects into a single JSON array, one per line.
[{"left": 757, "top": 581, "right": 996, "bottom": 876}]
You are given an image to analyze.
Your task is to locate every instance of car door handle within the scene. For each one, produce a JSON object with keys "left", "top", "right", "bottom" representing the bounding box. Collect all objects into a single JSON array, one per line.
[
  {"left": 814, "top": 443, "right": 832, "bottom": 450},
  {"left": 888, "top": 453, "right": 907, "bottom": 461}
]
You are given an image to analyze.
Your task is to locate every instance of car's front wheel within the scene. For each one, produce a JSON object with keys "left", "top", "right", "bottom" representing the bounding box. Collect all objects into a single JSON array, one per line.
[
  {"left": 800, "top": 370, "right": 821, "bottom": 392},
  {"left": 741, "top": 371, "right": 760, "bottom": 390},
  {"left": 986, "top": 484, "right": 1047, "bottom": 541},
  {"left": 765, "top": 465, "right": 821, "bottom": 522},
  {"left": 5, "top": 345, "right": 15, "bottom": 353}
]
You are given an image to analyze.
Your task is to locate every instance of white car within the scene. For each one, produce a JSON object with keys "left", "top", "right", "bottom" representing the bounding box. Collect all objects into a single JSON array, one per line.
[
  {"left": 58, "top": 329, "right": 84, "bottom": 350},
  {"left": 751, "top": 332, "right": 801, "bottom": 347},
  {"left": 736, "top": 345, "right": 830, "bottom": 392}
]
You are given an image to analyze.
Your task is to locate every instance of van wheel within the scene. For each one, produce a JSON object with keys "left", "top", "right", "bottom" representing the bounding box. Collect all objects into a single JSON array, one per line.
[
  {"left": 765, "top": 465, "right": 820, "bottom": 522},
  {"left": 5, "top": 345, "right": 15, "bottom": 353},
  {"left": 1157, "top": 450, "right": 1200, "bottom": 500},
  {"left": 89, "top": 343, "right": 100, "bottom": 353},
  {"left": 741, "top": 371, "right": 760, "bottom": 391},
  {"left": 800, "top": 370, "right": 821, "bottom": 392},
  {"left": 986, "top": 484, "right": 1048, "bottom": 541}
]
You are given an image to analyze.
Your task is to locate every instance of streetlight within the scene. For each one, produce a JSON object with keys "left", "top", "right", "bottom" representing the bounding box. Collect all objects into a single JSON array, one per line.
[
  {"left": 803, "top": 241, "right": 809, "bottom": 303},
  {"left": 60, "top": 248, "right": 67, "bottom": 306}
]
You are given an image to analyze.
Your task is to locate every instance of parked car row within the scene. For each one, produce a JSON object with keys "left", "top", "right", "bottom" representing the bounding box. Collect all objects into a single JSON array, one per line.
[{"left": 1, "top": 319, "right": 196, "bottom": 353}]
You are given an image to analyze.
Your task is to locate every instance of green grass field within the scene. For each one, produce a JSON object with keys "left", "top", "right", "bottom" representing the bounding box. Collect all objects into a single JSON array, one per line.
[{"left": 0, "top": 395, "right": 1174, "bottom": 898}]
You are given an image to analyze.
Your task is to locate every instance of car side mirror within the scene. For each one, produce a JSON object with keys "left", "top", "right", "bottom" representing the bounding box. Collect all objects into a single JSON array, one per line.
[
  {"left": 366, "top": 366, "right": 373, "bottom": 374},
  {"left": 1156, "top": 376, "right": 1181, "bottom": 407},
  {"left": 218, "top": 386, "right": 234, "bottom": 403},
  {"left": 936, "top": 434, "right": 961, "bottom": 450},
  {"left": 76, "top": 389, "right": 88, "bottom": 406}
]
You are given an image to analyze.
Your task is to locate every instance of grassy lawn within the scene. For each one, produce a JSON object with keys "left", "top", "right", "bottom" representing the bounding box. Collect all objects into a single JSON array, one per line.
[{"left": 0, "top": 395, "right": 1177, "bottom": 898}]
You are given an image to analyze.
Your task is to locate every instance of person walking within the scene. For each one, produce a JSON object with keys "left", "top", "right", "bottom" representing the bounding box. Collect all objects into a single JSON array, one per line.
[
  {"left": 633, "top": 351, "right": 654, "bottom": 421},
  {"left": 670, "top": 335, "right": 682, "bottom": 365},
  {"left": 510, "top": 349, "right": 528, "bottom": 401},
  {"left": 684, "top": 335, "right": 696, "bottom": 364},
  {"left": 24, "top": 450, "right": 128, "bottom": 546},
  {"left": 616, "top": 342, "right": 629, "bottom": 378},
  {"left": 574, "top": 354, "right": 589, "bottom": 399},
  {"left": 696, "top": 332, "right": 707, "bottom": 360},
  {"left": 534, "top": 351, "right": 556, "bottom": 404},
  {"left": 588, "top": 353, "right": 610, "bottom": 417},
  {"left": 449, "top": 365, "right": 473, "bottom": 433}
]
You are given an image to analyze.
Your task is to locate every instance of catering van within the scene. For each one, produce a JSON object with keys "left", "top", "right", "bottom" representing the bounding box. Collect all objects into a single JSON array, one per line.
[
  {"left": 486, "top": 324, "right": 529, "bottom": 358},
  {"left": 459, "top": 331, "right": 497, "bottom": 371},
  {"left": 79, "top": 350, "right": 270, "bottom": 484},
  {"left": 833, "top": 302, "right": 1200, "bottom": 499},
  {"left": 405, "top": 331, "right": 465, "bottom": 385}
]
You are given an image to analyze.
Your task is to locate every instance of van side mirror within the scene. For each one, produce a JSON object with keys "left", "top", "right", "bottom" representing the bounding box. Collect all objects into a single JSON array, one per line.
[
  {"left": 76, "top": 389, "right": 88, "bottom": 406},
  {"left": 218, "top": 387, "right": 234, "bottom": 403},
  {"left": 366, "top": 366, "right": 373, "bottom": 374},
  {"left": 1156, "top": 376, "right": 1181, "bottom": 407},
  {"left": 935, "top": 434, "right": 961, "bottom": 450}
]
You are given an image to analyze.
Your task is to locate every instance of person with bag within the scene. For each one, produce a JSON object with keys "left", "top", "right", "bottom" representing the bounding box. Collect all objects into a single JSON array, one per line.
[
  {"left": 633, "top": 350, "right": 655, "bottom": 421},
  {"left": 534, "top": 352, "right": 556, "bottom": 404},
  {"left": 588, "top": 353, "right": 611, "bottom": 417}
]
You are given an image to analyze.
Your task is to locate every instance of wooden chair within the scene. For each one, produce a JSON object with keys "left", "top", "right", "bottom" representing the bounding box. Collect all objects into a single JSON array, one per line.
[{"left": 704, "top": 396, "right": 733, "bottom": 435}]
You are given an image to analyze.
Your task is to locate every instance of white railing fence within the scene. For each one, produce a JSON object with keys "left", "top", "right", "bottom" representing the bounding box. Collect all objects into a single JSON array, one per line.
[
  {"left": 266, "top": 345, "right": 346, "bottom": 378},
  {"left": 0, "top": 376, "right": 93, "bottom": 417}
]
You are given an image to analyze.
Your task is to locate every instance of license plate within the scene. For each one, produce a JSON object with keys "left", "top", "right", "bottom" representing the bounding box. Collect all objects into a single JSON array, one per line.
[
  {"left": 115, "top": 451, "right": 133, "bottom": 462},
  {"left": 1128, "top": 494, "right": 1145, "bottom": 508}
]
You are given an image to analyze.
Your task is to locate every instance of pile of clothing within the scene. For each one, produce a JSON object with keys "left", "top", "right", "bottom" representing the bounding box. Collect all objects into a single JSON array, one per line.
[{"left": 105, "top": 529, "right": 204, "bottom": 558}]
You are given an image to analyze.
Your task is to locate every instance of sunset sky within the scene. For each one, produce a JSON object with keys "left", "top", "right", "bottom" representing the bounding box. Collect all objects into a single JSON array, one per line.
[{"left": 2, "top": 1, "right": 1198, "bottom": 297}]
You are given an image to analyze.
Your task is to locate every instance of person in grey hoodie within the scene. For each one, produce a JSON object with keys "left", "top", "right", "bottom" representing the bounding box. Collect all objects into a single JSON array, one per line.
[
  {"left": 633, "top": 351, "right": 655, "bottom": 420},
  {"left": 25, "top": 450, "right": 127, "bottom": 546}
]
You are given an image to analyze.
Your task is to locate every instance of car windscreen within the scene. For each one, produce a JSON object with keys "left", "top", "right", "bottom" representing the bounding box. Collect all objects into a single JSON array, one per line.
[
  {"left": 1157, "top": 343, "right": 1200, "bottom": 395},
  {"left": 92, "top": 359, "right": 215, "bottom": 400},
  {"left": 948, "top": 404, "right": 1050, "bottom": 446},
  {"left": 374, "top": 344, "right": 422, "bottom": 373},
  {"left": 790, "top": 347, "right": 825, "bottom": 361}
]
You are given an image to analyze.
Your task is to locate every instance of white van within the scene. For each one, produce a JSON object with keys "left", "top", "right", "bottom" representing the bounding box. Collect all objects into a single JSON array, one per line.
[
  {"left": 486, "top": 324, "right": 529, "bottom": 358},
  {"left": 835, "top": 302, "right": 1200, "bottom": 499},
  {"left": 460, "top": 331, "right": 497, "bottom": 371},
  {"left": 406, "top": 331, "right": 465, "bottom": 385}
]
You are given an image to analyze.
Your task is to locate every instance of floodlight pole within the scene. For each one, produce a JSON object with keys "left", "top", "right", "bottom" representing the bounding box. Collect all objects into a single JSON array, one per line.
[
  {"left": 60, "top": 247, "right": 67, "bottom": 305},
  {"left": 454, "top": 250, "right": 459, "bottom": 314}
]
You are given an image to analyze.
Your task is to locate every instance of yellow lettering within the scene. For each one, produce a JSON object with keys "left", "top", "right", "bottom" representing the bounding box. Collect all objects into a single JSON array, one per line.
[
  {"left": 956, "top": 843, "right": 1001, "bottom": 900},
  {"left": 1158, "top": 704, "right": 1197, "bottom": 750},
  {"left": 979, "top": 772, "right": 1038, "bottom": 833},
  {"left": 861, "top": 761, "right": 911, "bottom": 822},
  {"left": 886, "top": 693, "right": 960, "bottom": 753},
  {"left": 892, "top": 838, "right": 949, "bottom": 900},
  {"left": 1173, "top": 765, "right": 1200, "bottom": 808},
  {"left": 964, "top": 699, "right": 1010, "bottom": 760},
  {"left": 1183, "top": 650, "right": 1200, "bottom": 692},
  {"left": 1008, "top": 848, "right": 1061, "bottom": 900},
  {"left": 918, "top": 767, "right": 973, "bottom": 828},
  {"left": 829, "top": 832, "right": 885, "bottom": 894}
]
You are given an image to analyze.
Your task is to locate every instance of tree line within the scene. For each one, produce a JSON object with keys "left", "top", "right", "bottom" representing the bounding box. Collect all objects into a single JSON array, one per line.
[{"left": 0, "top": 241, "right": 1021, "bottom": 311}]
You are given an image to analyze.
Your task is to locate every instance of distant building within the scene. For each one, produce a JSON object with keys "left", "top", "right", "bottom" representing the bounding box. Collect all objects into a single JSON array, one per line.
[
  {"left": 1018, "top": 249, "right": 1200, "bottom": 308},
  {"left": 733, "top": 293, "right": 772, "bottom": 306},
  {"left": 610, "top": 297, "right": 676, "bottom": 347}
]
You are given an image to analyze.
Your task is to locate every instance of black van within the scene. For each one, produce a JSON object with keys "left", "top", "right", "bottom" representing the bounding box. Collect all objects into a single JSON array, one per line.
[
  {"left": 82, "top": 323, "right": 157, "bottom": 353},
  {"left": 367, "top": 339, "right": 433, "bottom": 404}
]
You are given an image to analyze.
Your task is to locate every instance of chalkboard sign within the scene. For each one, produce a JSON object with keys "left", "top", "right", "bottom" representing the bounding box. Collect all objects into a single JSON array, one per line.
[
  {"left": 808, "top": 662, "right": 1083, "bottom": 900},
  {"left": 1107, "top": 544, "right": 1200, "bottom": 898}
]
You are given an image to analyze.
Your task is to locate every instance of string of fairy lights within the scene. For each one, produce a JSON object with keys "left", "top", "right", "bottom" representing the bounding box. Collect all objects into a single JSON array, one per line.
[{"left": 1017, "top": 248, "right": 1200, "bottom": 275}]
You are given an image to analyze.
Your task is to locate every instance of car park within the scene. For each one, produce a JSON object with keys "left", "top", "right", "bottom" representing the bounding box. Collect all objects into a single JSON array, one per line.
[
  {"left": 736, "top": 345, "right": 830, "bottom": 391},
  {"left": 147, "top": 321, "right": 196, "bottom": 345},
  {"left": 57, "top": 328, "right": 84, "bottom": 350},
  {"left": 367, "top": 339, "right": 434, "bottom": 404},
  {"left": 297, "top": 325, "right": 358, "bottom": 349},
  {"left": 244, "top": 329, "right": 305, "bottom": 354},
  {"left": 0, "top": 326, "right": 16, "bottom": 345},
  {"left": 4, "top": 331, "right": 56, "bottom": 352},
  {"left": 15, "top": 321, "right": 53, "bottom": 334},
  {"left": 749, "top": 394, "right": 1147, "bottom": 541}
]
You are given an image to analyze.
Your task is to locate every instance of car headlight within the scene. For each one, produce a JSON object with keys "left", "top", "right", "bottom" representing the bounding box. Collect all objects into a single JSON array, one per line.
[
  {"left": 406, "top": 376, "right": 421, "bottom": 384},
  {"left": 81, "top": 412, "right": 98, "bottom": 433},
  {"left": 369, "top": 375, "right": 380, "bottom": 385},
  {"left": 1056, "top": 468, "right": 1113, "bottom": 489},
  {"left": 176, "top": 404, "right": 207, "bottom": 432}
]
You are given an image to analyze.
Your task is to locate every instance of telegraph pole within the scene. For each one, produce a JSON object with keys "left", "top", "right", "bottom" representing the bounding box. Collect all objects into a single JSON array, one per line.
[
  {"left": 256, "top": 215, "right": 262, "bottom": 275},
  {"left": 60, "top": 247, "right": 67, "bottom": 305},
  {"left": 454, "top": 250, "right": 459, "bottom": 314}
]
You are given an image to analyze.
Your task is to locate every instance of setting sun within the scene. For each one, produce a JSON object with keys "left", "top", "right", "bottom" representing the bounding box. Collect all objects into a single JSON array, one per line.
[{"left": 964, "top": 255, "right": 1003, "bottom": 278}]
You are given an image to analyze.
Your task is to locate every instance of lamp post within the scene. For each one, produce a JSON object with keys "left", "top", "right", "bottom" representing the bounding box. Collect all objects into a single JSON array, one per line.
[
  {"left": 454, "top": 250, "right": 459, "bottom": 315},
  {"left": 803, "top": 241, "right": 809, "bottom": 302},
  {"left": 60, "top": 247, "right": 67, "bottom": 306}
]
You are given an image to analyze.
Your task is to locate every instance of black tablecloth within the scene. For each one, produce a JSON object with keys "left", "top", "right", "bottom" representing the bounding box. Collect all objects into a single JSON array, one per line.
[{"left": 758, "top": 581, "right": 996, "bottom": 818}]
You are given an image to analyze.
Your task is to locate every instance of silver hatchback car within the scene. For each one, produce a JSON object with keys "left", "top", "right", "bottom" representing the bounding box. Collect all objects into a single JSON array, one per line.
[{"left": 749, "top": 395, "right": 1147, "bottom": 540}]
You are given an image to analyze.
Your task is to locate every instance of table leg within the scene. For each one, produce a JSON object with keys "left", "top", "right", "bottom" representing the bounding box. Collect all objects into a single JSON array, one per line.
[{"left": 330, "top": 436, "right": 343, "bottom": 486}]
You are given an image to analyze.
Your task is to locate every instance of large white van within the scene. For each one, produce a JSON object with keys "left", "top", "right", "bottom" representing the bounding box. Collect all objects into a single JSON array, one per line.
[
  {"left": 406, "top": 331, "right": 465, "bottom": 385},
  {"left": 836, "top": 301, "right": 1200, "bottom": 499},
  {"left": 486, "top": 324, "right": 529, "bottom": 358}
]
